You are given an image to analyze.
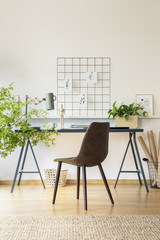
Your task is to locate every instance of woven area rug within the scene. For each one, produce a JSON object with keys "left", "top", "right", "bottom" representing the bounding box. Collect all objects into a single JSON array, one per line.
[{"left": 0, "top": 215, "right": 160, "bottom": 240}]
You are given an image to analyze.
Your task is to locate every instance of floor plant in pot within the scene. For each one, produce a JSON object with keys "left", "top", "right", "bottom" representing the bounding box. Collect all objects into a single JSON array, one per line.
[
  {"left": 0, "top": 83, "right": 59, "bottom": 158},
  {"left": 108, "top": 101, "right": 148, "bottom": 128}
]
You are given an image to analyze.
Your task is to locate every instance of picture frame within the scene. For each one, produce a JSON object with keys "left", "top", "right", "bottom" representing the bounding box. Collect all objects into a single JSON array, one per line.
[{"left": 136, "top": 94, "right": 153, "bottom": 116}]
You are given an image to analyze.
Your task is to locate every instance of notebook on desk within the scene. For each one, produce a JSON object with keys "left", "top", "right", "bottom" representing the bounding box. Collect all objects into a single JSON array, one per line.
[
  {"left": 110, "top": 127, "right": 129, "bottom": 129},
  {"left": 70, "top": 125, "right": 129, "bottom": 130},
  {"left": 70, "top": 125, "right": 89, "bottom": 129}
]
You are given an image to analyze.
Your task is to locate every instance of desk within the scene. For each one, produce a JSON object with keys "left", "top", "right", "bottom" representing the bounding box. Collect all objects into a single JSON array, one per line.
[
  {"left": 58, "top": 128, "right": 149, "bottom": 192},
  {"left": 11, "top": 128, "right": 149, "bottom": 193},
  {"left": 58, "top": 128, "right": 143, "bottom": 133}
]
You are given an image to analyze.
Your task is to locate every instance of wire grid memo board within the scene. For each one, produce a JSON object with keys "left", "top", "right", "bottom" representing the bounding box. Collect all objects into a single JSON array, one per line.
[{"left": 57, "top": 57, "right": 111, "bottom": 117}]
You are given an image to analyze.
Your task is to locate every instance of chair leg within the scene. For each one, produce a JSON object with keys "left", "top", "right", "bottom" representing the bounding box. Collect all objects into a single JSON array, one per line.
[
  {"left": 82, "top": 165, "right": 87, "bottom": 210},
  {"left": 77, "top": 166, "right": 80, "bottom": 199},
  {"left": 52, "top": 162, "right": 62, "bottom": 204},
  {"left": 98, "top": 164, "right": 114, "bottom": 204}
]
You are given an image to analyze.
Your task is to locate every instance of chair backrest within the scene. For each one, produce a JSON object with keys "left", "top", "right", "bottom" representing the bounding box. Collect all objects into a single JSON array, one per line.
[{"left": 77, "top": 122, "right": 110, "bottom": 167}]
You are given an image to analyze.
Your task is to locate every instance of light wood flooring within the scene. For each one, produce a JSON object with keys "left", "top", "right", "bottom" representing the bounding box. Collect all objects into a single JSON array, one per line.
[{"left": 0, "top": 182, "right": 160, "bottom": 216}]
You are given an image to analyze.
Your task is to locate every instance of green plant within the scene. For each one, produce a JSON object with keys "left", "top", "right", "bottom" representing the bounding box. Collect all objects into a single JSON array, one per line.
[
  {"left": 108, "top": 101, "right": 148, "bottom": 121},
  {"left": 0, "top": 83, "right": 59, "bottom": 158}
]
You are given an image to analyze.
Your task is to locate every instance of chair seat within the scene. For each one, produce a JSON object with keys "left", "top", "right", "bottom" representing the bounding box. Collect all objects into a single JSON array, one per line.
[
  {"left": 54, "top": 157, "right": 102, "bottom": 167},
  {"left": 54, "top": 157, "right": 82, "bottom": 166}
]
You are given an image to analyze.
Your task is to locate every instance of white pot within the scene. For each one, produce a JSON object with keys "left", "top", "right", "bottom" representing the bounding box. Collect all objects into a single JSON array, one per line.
[{"left": 115, "top": 115, "right": 138, "bottom": 129}]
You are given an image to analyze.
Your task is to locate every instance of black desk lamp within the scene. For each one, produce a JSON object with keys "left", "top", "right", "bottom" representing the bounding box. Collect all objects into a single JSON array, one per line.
[{"left": 43, "top": 93, "right": 56, "bottom": 110}]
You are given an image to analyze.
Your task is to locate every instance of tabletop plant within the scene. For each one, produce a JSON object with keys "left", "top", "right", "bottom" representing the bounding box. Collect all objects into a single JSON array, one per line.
[
  {"left": 0, "top": 83, "right": 58, "bottom": 158},
  {"left": 108, "top": 101, "right": 148, "bottom": 121}
]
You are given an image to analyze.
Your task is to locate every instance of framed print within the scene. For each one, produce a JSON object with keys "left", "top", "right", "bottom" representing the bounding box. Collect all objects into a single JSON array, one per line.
[{"left": 136, "top": 94, "right": 153, "bottom": 116}]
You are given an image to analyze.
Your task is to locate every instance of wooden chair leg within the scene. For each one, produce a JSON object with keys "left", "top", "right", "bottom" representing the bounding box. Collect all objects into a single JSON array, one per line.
[
  {"left": 52, "top": 162, "right": 62, "bottom": 204},
  {"left": 77, "top": 166, "right": 80, "bottom": 199},
  {"left": 82, "top": 165, "right": 87, "bottom": 210},
  {"left": 98, "top": 164, "right": 114, "bottom": 204}
]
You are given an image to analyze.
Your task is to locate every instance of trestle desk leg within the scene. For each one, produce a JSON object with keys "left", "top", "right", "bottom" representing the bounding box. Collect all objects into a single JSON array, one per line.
[
  {"left": 130, "top": 133, "right": 142, "bottom": 185},
  {"left": 29, "top": 140, "right": 45, "bottom": 189},
  {"left": 133, "top": 132, "right": 149, "bottom": 192},
  {"left": 11, "top": 145, "right": 24, "bottom": 193},
  {"left": 114, "top": 134, "right": 132, "bottom": 189},
  {"left": 17, "top": 140, "right": 29, "bottom": 186}
]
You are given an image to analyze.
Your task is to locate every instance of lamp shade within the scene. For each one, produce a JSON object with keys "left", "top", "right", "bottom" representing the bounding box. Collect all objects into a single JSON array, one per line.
[{"left": 45, "top": 93, "right": 55, "bottom": 110}]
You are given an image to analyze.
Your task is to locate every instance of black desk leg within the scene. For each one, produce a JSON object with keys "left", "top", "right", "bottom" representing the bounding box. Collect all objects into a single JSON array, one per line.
[
  {"left": 17, "top": 140, "right": 29, "bottom": 186},
  {"left": 130, "top": 133, "right": 142, "bottom": 186},
  {"left": 11, "top": 145, "right": 24, "bottom": 193},
  {"left": 114, "top": 135, "right": 132, "bottom": 189},
  {"left": 133, "top": 132, "right": 149, "bottom": 193},
  {"left": 29, "top": 140, "right": 45, "bottom": 189}
]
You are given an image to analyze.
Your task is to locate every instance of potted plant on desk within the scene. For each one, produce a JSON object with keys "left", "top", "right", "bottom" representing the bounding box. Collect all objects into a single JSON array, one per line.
[
  {"left": 0, "top": 83, "right": 58, "bottom": 158},
  {"left": 108, "top": 101, "right": 148, "bottom": 128}
]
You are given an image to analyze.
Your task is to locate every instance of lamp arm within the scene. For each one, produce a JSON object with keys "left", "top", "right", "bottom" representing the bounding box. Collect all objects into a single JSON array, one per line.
[{"left": 26, "top": 95, "right": 28, "bottom": 122}]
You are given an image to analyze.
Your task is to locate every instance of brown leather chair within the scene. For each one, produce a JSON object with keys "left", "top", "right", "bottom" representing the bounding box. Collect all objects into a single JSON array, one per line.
[{"left": 52, "top": 122, "right": 114, "bottom": 210}]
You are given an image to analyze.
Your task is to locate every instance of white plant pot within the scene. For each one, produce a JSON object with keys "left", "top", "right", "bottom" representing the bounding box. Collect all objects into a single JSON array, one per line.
[{"left": 115, "top": 115, "right": 138, "bottom": 129}]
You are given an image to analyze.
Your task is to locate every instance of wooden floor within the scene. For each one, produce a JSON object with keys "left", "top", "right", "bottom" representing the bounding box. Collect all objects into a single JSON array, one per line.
[{"left": 0, "top": 183, "right": 160, "bottom": 216}]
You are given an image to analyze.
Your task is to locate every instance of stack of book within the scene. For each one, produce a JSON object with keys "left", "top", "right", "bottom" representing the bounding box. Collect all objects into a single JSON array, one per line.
[{"left": 70, "top": 125, "right": 89, "bottom": 129}]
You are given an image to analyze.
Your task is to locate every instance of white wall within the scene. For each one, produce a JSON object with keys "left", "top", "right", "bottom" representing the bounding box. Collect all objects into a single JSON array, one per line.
[{"left": 0, "top": 0, "right": 160, "bottom": 180}]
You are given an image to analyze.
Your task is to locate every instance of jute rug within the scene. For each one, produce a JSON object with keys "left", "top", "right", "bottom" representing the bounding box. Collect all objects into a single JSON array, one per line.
[{"left": 0, "top": 215, "right": 160, "bottom": 240}]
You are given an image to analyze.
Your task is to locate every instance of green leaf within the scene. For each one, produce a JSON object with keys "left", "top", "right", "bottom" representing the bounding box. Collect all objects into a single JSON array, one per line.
[
  {"left": 0, "top": 83, "right": 59, "bottom": 158},
  {"left": 107, "top": 100, "right": 148, "bottom": 119},
  {"left": 125, "top": 115, "right": 129, "bottom": 121}
]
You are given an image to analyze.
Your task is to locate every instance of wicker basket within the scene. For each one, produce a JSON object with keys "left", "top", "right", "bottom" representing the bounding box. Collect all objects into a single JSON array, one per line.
[
  {"left": 44, "top": 169, "right": 68, "bottom": 188},
  {"left": 143, "top": 158, "right": 160, "bottom": 189}
]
